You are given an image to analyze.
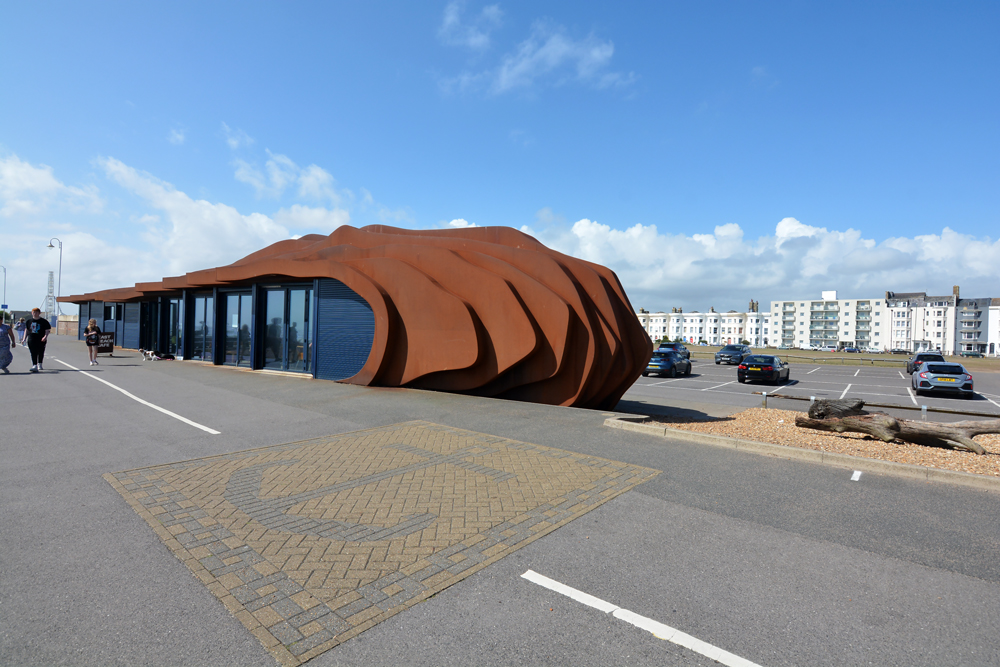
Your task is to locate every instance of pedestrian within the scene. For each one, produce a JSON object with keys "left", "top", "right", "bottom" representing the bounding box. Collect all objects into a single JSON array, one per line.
[
  {"left": 15, "top": 317, "right": 27, "bottom": 344},
  {"left": 83, "top": 318, "right": 101, "bottom": 366},
  {"left": 0, "top": 318, "right": 15, "bottom": 374},
  {"left": 25, "top": 308, "right": 51, "bottom": 373}
]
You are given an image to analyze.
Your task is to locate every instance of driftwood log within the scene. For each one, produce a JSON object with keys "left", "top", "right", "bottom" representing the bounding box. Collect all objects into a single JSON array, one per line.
[
  {"left": 808, "top": 398, "right": 868, "bottom": 420},
  {"left": 795, "top": 411, "right": 997, "bottom": 455}
]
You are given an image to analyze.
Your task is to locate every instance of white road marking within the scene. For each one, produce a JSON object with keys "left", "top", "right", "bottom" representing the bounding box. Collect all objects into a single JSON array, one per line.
[
  {"left": 647, "top": 377, "right": 685, "bottom": 386},
  {"left": 851, "top": 471, "right": 862, "bottom": 481},
  {"left": 807, "top": 367, "right": 820, "bottom": 374},
  {"left": 906, "top": 387, "right": 918, "bottom": 406},
  {"left": 703, "top": 381, "right": 736, "bottom": 391},
  {"left": 986, "top": 397, "right": 1000, "bottom": 409},
  {"left": 854, "top": 368, "right": 860, "bottom": 377},
  {"left": 51, "top": 358, "right": 221, "bottom": 434},
  {"left": 522, "top": 570, "right": 761, "bottom": 667},
  {"left": 898, "top": 371, "right": 905, "bottom": 379},
  {"left": 839, "top": 384, "right": 852, "bottom": 399}
]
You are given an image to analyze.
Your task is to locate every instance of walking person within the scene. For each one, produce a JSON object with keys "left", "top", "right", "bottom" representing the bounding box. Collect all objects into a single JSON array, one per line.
[
  {"left": 15, "top": 317, "right": 27, "bottom": 344},
  {"left": 83, "top": 318, "right": 101, "bottom": 366},
  {"left": 0, "top": 318, "right": 15, "bottom": 374},
  {"left": 25, "top": 308, "right": 51, "bottom": 373}
]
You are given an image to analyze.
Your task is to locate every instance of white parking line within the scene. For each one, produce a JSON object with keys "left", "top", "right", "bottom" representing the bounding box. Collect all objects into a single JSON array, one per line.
[
  {"left": 839, "top": 384, "right": 852, "bottom": 399},
  {"left": 52, "top": 358, "right": 221, "bottom": 434},
  {"left": 646, "top": 377, "right": 686, "bottom": 386},
  {"left": 986, "top": 397, "right": 1000, "bottom": 410},
  {"left": 703, "top": 381, "right": 736, "bottom": 391},
  {"left": 898, "top": 371, "right": 905, "bottom": 379},
  {"left": 854, "top": 368, "right": 860, "bottom": 377},
  {"left": 522, "top": 570, "right": 761, "bottom": 667},
  {"left": 851, "top": 471, "right": 862, "bottom": 481},
  {"left": 906, "top": 387, "right": 918, "bottom": 406},
  {"left": 807, "top": 367, "right": 820, "bottom": 374}
]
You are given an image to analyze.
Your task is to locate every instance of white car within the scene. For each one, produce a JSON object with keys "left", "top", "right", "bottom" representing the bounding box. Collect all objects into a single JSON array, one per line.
[
  {"left": 864, "top": 347, "right": 883, "bottom": 354},
  {"left": 817, "top": 345, "right": 837, "bottom": 352}
]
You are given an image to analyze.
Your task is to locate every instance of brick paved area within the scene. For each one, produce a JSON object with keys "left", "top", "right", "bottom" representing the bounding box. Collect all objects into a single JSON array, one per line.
[{"left": 105, "top": 421, "right": 659, "bottom": 666}]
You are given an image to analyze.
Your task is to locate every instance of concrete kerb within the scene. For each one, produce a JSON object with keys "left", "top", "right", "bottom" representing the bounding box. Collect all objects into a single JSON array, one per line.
[{"left": 604, "top": 415, "right": 1000, "bottom": 494}]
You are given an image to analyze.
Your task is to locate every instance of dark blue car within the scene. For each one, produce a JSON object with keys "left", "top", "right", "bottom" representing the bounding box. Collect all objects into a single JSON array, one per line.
[{"left": 643, "top": 350, "right": 692, "bottom": 378}]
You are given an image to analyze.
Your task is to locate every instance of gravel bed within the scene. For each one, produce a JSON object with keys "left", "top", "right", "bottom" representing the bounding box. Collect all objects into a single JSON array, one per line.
[{"left": 650, "top": 408, "right": 1000, "bottom": 478}]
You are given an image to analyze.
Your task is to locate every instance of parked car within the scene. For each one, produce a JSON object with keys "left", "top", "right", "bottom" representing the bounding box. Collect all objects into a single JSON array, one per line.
[
  {"left": 657, "top": 342, "right": 690, "bottom": 359},
  {"left": 844, "top": 347, "right": 860, "bottom": 353},
  {"left": 737, "top": 355, "right": 790, "bottom": 385},
  {"left": 643, "top": 350, "right": 692, "bottom": 378},
  {"left": 715, "top": 344, "right": 751, "bottom": 365},
  {"left": 961, "top": 351, "right": 984, "bottom": 358},
  {"left": 817, "top": 345, "right": 837, "bottom": 352},
  {"left": 906, "top": 352, "right": 945, "bottom": 374},
  {"left": 890, "top": 349, "right": 909, "bottom": 355},
  {"left": 863, "top": 347, "right": 883, "bottom": 354},
  {"left": 911, "top": 362, "right": 974, "bottom": 398}
]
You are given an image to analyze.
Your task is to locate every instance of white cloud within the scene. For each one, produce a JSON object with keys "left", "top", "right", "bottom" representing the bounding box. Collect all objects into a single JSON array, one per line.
[
  {"left": 447, "top": 218, "right": 477, "bottom": 228},
  {"left": 234, "top": 152, "right": 345, "bottom": 206},
  {"left": 522, "top": 216, "right": 1000, "bottom": 312},
  {"left": 272, "top": 204, "right": 349, "bottom": 231},
  {"left": 441, "top": 19, "right": 635, "bottom": 95},
  {"left": 0, "top": 154, "right": 103, "bottom": 217},
  {"left": 167, "top": 127, "right": 186, "bottom": 145},
  {"left": 99, "top": 156, "right": 290, "bottom": 275},
  {"left": 439, "top": 1, "right": 502, "bottom": 50},
  {"left": 221, "top": 122, "right": 254, "bottom": 150}
]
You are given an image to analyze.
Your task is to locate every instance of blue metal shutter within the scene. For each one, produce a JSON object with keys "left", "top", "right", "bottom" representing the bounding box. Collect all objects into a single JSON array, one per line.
[
  {"left": 123, "top": 303, "right": 141, "bottom": 349},
  {"left": 315, "top": 279, "right": 375, "bottom": 381}
]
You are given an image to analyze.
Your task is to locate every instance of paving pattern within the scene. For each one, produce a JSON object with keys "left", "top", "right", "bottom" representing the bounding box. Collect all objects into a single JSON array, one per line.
[{"left": 105, "top": 420, "right": 659, "bottom": 665}]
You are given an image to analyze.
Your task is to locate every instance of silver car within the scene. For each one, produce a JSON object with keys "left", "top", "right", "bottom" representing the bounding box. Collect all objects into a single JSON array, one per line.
[{"left": 911, "top": 362, "right": 975, "bottom": 398}]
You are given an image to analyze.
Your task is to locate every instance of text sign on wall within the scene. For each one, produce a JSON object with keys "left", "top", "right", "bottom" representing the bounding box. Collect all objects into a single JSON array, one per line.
[{"left": 98, "top": 332, "right": 115, "bottom": 354}]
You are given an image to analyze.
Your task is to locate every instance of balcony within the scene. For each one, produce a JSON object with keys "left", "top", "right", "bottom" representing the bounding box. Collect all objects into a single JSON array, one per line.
[
  {"left": 856, "top": 324, "right": 871, "bottom": 331},
  {"left": 810, "top": 306, "right": 839, "bottom": 312},
  {"left": 857, "top": 305, "right": 872, "bottom": 311}
]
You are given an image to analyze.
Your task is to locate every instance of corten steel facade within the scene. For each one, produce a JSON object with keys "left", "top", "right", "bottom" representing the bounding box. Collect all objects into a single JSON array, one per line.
[{"left": 62, "top": 225, "right": 652, "bottom": 409}]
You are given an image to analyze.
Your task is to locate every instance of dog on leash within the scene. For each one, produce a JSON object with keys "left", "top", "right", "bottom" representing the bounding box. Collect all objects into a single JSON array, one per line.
[{"left": 139, "top": 348, "right": 176, "bottom": 361}]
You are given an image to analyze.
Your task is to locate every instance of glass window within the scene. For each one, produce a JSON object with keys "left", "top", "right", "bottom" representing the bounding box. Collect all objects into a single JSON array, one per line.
[
  {"left": 287, "top": 288, "right": 311, "bottom": 372},
  {"left": 224, "top": 293, "right": 252, "bottom": 366},
  {"left": 264, "top": 289, "right": 286, "bottom": 369},
  {"left": 167, "top": 298, "right": 182, "bottom": 355},
  {"left": 191, "top": 295, "right": 214, "bottom": 362}
]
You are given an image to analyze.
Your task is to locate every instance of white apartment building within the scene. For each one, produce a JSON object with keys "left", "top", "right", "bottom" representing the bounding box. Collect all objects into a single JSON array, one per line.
[
  {"left": 638, "top": 288, "right": 999, "bottom": 355},
  {"left": 769, "top": 291, "right": 888, "bottom": 350},
  {"left": 636, "top": 302, "right": 769, "bottom": 347},
  {"left": 884, "top": 287, "right": 993, "bottom": 355}
]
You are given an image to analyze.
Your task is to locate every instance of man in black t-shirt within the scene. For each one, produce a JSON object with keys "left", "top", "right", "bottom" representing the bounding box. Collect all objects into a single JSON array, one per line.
[{"left": 25, "top": 308, "right": 52, "bottom": 372}]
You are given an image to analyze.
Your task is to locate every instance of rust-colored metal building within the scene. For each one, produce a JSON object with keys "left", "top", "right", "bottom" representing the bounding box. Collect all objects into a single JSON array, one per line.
[{"left": 61, "top": 225, "right": 652, "bottom": 409}]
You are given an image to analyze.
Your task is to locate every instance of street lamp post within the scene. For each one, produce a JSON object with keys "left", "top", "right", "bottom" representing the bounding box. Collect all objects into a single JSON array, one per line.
[
  {"left": 47, "top": 238, "right": 63, "bottom": 318},
  {"left": 0, "top": 265, "right": 6, "bottom": 324}
]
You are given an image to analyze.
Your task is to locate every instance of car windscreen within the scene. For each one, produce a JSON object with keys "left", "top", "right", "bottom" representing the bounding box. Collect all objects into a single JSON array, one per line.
[
  {"left": 720, "top": 346, "right": 741, "bottom": 352},
  {"left": 917, "top": 355, "right": 945, "bottom": 362},
  {"left": 925, "top": 364, "right": 965, "bottom": 375},
  {"left": 743, "top": 356, "right": 772, "bottom": 364},
  {"left": 651, "top": 352, "right": 673, "bottom": 360}
]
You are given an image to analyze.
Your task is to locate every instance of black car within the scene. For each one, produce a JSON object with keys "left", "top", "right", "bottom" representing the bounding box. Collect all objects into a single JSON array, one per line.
[
  {"left": 906, "top": 352, "right": 945, "bottom": 374},
  {"left": 737, "top": 355, "right": 790, "bottom": 384},
  {"left": 911, "top": 362, "right": 974, "bottom": 398},
  {"left": 657, "top": 342, "right": 690, "bottom": 359},
  {"left": 715, "top": 344, "right": 751, "bottom": 365},
  {"left": 643, "top": 350, "right": 692, "bottom": 378}
]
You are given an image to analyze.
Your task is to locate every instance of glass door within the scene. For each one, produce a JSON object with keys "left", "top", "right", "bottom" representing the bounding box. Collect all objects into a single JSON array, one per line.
[
  {"left": 262, "top": 286, "right": 311, "bottom": 372},
  {"left": 224, "top": 293, "right": 252, "bottom": 366}
]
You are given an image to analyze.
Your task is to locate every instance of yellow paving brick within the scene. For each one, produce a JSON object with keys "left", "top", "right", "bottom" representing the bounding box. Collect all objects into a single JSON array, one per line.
[{"left": 105, "top": 421, "right": 658, "bottom": 667}]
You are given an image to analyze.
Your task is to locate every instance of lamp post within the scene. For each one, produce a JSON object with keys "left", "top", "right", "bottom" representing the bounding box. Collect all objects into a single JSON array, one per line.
[
  {"left": 0, "top": 265, "right": 6, "bottom": 324},
  {"left": 47, "top": 238, "right": 63, "bottom": 318}
]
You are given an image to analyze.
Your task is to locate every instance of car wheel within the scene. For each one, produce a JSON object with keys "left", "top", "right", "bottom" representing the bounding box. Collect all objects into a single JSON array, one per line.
[
  {"left": 684, "top": 364, "right": 691, "bottom": 376},
  {"left": 641, "top": 372, "right": 648, "bottom": 377},
  {"left": 738, "top": 377, "right": 746, "bottom": 383},
  {"left": 670, "top": 367, "right": 677, "bottom": 378},
  {"left": 715, "top": 361, "right": 720, "bottom": 365}
]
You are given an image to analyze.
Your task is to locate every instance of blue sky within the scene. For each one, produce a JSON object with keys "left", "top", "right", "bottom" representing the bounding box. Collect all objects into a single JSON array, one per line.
[{"left": 1, "top": 1, "right": 998, "bottom": 315}]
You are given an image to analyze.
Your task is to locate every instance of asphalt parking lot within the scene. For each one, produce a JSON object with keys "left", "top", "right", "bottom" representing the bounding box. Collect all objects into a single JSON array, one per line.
[
  {"left": 625, "top": 356, "right": 1000, "bottom": 421},
  {"left": 3, "top": 337, "right": 1000, "bottom": 667}
]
